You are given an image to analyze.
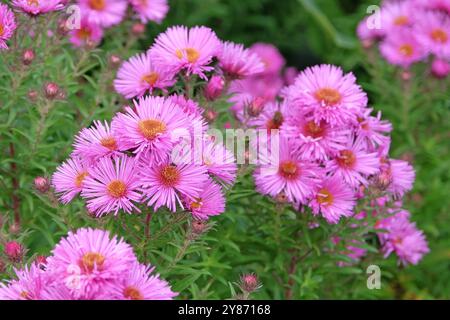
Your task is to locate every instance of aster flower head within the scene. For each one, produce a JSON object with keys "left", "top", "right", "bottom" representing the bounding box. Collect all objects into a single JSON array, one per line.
[
  {"left": 254, "top": 137, "right": 321, "bottom": 204},
  {"left": 81, "top": 155, "right": 142, "bottom": 217},
  {"left": 114, "top": 51, "right": 176, "bottom": 99},
  {"left": 380, "top": 30, "right": 427, "bottom": 68},
  {"left": 150, "top": 25, "right": 222, "bottom": 78},
  {"left": 170, "top": 94, "right": 204, "bottom": 116},
  {"left": 0, "top": 4, "right": 17, "bottom": 49},
  {"left": 52, "top": 157, "right": 90, "bottom": 204},
  {"left": 249, "top": 42, "right": 285, "bottom": 75},
  {"left": 218, "top": 41, "right": 265, "bottom": 79},
  {"left": 78, "top": 0, "right": 127, "bottom": 28},
  {"left": 201, "top": 137, "right": 237, "bottom": 185},
  {"left": 69, "top": 18, "right": 103, "bottom": 48},
  {"left": 242, "top": 100, "right": 289, "bottom": 133},
  {"left": 112, "top": 96, "right": 190, "bottom": 163},
  {"left": 12, "top": 0, "right": 64, "bottom": 15},
  {"left": 46, "top": 228, "right": 136, "bottom": 299},
  {"left": 130, "top": 0, "right": 169, "bottom": 24},
  {"left": 107, "top": 263, "right": 177, "bottom": 300},
  {"left": 73, "top": 120, "right": 124, "bottom": 164},
  {"left": 310, "top": 175, "right": 356, "bottom": 224},
  {"left": 357, "top": 17, "right": 384, "bottom": 44},
  {"left": 380, "top": 0, "right": 414, "bottom": 33},
  {"left": 386, "top": 158, "right": 415, "bottom": 198},
  {"left": 415, "top": 11, "right": 450, "bottom": 59},
  {"left": 355, "top": 108, "right": 392, "bottom": 151},
  {"left": 287, "top": 64, "right": 368, "bottom": 127},
  {"left": 185, "top": 178, "right": 225, "bottom": 220},
  {"left": 326, "top": 136, "right": 380, "bottom": 188},
  {"left": 0, "top": 264, "right": 47, "bottom": 300}
]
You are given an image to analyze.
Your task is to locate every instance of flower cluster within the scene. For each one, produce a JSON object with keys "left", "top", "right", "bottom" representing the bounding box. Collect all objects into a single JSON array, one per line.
[
  {"left": 0, "top": 3, "right": 17, "bottom": 49},
  {"left": 231, "top": 58, "right": 428, "bottom": 265},
  {"left": 0, "top": 228, "right": 177, "bottom": 300},
  {"left": 357, "top": 0, "right": 450, "bottom": 78}
]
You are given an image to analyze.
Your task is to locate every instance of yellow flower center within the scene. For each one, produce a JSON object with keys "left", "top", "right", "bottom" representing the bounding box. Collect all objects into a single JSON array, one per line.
[
  {"left": 159, "top": 165, "right": 180, "bottom": 187},
  {"left": 278, "top": 161, "right": 299, "bottom": 180},
  {"left": 27, "top": 0, "right": 39, "bottom": 7},
  {"left": 0, "top": 24, "right": 4, "bottom": 37},
  {"left": 317, "top": 188, "right": 333, "bottom": 206},
  {"left": 431, "top": 28, "right": 448, "bottom": 43},
  {"left": 100, "top": 136, "right": 118, "bottom": 151},
  {"left": 107, "top": 180, "right": 127, "bottom": 198},
  {"left": 141, "top": 72, "right": 159, "bottom": 86},
  {"left": 190, "top": 198, "right": 203, "bottom": 209},
  {"left": 80, "top": 252, "right": 105, "bottom": 273},
  {"left": 138, "top": 119, "right": 166, "bottom": 140},
  {"left": 398, "top": 44, "right": 414, "bottom": 57},
  {"left": 176, "top": 48, "right": 200, "bottom": 63},
  {"left": 88, "top": 0, "right": 105, "bottom": 11},
  {"left": 336, "top": 150, "right": 356, "bottom": 169},
  {"left": 393, "top": 16, "right": 409, "bottom": 26},
  {"left": 314, "top": 88, "right": 342, "bottom": 106},
  {"left": 266, "top": 111, "right": 284, "bottom": 131},
  {"left": 123, "top": 286, "right": 144, "bottom": 300},
  {"left": 304, "top": 120, "right": 325, "bottom": 138},
  {"left": 74, "top": 172, "right": 88, "bottom": 188},
  {"left": 76, "top": 27, "right": 92, "bottom": 40}
]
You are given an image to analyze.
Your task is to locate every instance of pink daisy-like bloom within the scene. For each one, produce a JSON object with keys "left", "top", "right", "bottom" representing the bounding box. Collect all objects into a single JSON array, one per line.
[
  {"left": 81, "top": 155, "right": 142, "bottom": 216},
  {"left": 73, "top": 120, "right": 123, "bottom": 165},
  {"left": 380, "top": 30, "right": 427, "bottom": 68},
  {"left": 230, "top": 74, "right": 284, "bottom": 103},
  {"left": 326, "top": 137, "right": 380, "bottom": 188},
  {"left": 415, "top": 11, "right": 450, "bottom": 59},
  {"left": 281, "top": 111, "right": 349, "bottom": 161},
  {"left": 254, "top": 137, "right": 321, "bottom": 204},
  {"left": 387, "top": 158, "right": 415, "bottom": 198},
  {"left": 377, "top": 213, "right": 429, "bottom": 266},
  {"left": 0, "top": 4, "right": 17, "bottom": 49},
  {"left": 355, "top": 109, "right": 392, "bottom": 151},
  {"left": 52, "top": 157, "right": 90, "bottom": 204},
  {"left": 249, "top": 42, "right": 285, "bottom": 75},
  {"left": 114, "top": 51, "right": 176, "bottom": 99},
  {"left": 69, "top": 18, "right": 103, "bottom": 48},
  {"left": 310, "top": 175, "right": 356, "bottom": 224},
  {"left": 129, "top": 0, "right": 169, "bottom": 24},
  {"left": 287, "top": 64, "right": 368, "bottom": 127},
  {"left": 380, "top": 0, "right": 414, "bottom": 33},
  {"left": 150, "top": 25, "right": 222, "bottom": 78},
  {"left": 240, "top": 100, "right": 288, "bottom": 132},
  {"left": 218, "top": 41, "right": 265, "bottom": 79},
  {"left": 12, "top": 0, "right": 64, "bottom": 15},
  {"left": 185, "top": 178, "right": 225, "bottom": 220},
  {"left": 46, "top": 228, "right": 136, "bottom": 299},
  {"left": 170, "top": 94, "right": 204, "bottom": 117},
  {"left": 140, "top": 160, "right": 208, "bottom": 212},
  {"left": 78, "top": 0, "right": 127, "bottom": 28},
  {"left": 200, "top": 137, "right": 237, "bottom": 185},
  {"left": 111, "top": 96, "right": 190, "bottom": 164},
  {"left": 0, "top": 264, "right": 47, "bottom": 300},
  {"left": 106, "top": 262, "right": 177, "bottom": 300}
]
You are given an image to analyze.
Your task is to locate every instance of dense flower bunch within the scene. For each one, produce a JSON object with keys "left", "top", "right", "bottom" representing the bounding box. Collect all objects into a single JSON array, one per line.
[
  {"left": 229, "top": 47, "right": 429, "bottom": 265},
  {"left": 0, "top": 228, "right": 176, "bottom": 300},
  {"left": 357, "top": 0, "right": 450, "bottom": 78}
]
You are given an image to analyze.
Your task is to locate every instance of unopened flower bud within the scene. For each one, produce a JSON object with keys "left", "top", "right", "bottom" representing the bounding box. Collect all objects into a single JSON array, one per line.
[
  {"left": 34, "top": 176, "right": 50, "bottom": 193},
  {"left": 247, "top": 97, "right": 265, "bottom": 117},
  {"left": 191, "top": 220, "right": 207, "bottom": 235},
  {"left": 27, "top": 90, "right": 39, "bottom": 102},
  {"left": 44, "top": 82, "right": 59, "bottom": 99},
  {"left": 132, "top": 23, "right": 146, "bottom": 36},
  {"left": 204, "top": 75, "right": 224, "bottom": 101},
  {"left": 4, "top": 241, "right": 24, "bottom": 262},
  {"left": 22, "top": 49, "right": 35, "bottom": 65},
  {"left": 35, "top": 255, "right": 47, "bottom": 269},
  {"left": 204, "top": 110, "right": 218, "bottom": 123},
  {"left": 431, "top": 58, "right": 450, "bottom": 79},
  {"left": 9, "top": 222, "right": 20, "bottom": 234},
  {"left": 401, "top": 70, "right": 412, "bottom": 81},
  {"left": 239, "top": 273, "right": 260, "bottom": 292},
  {"left": 275, "top": 192, "right": 289, "bottom": 204},
  {"left": 109, "top": 55, "right": 122, "bottom": 68}
]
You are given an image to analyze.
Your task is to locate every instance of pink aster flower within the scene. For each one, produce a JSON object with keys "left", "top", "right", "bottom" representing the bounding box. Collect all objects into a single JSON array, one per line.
[
  {"left": 129, "top": 0, "right": 169, "bottom": 24},
  {"left": 0, "top": 4, "right": 17, "bottom": 49},
  {"left": 114, "top": 51, "right": 176, "bottom": 99},
  {"left": 249, "top": 42, "right": 285, "bottom": 75},
  {"left": 46, "top": 228, "right": 136, "bottom": 299},
  {"left": 52, "top": 157, "right": 90, "bottom": 204},
  {"left": 170, "top": 94, "right": 204, "bottom": 116},
  {"left": 230, "top": 74, "right": 284, "bottom": 103},
  {"left": 380, "top": 30, "right": 427, "bottom": 68},
  {"left": 81, "top": 155, "right": 142, "bottom": 216},
  {"left": 12, "top": 0, "right": 64, "bottom": 15},
  {"left": 357, "top": 17, "right": 384, "bottom": 45},
  {"left": 106, "top": 263, "right": 177, "bottom": 300},
  {"left": 150, "top": 25, "right": 222, "bottom": 78},
  {"left": 431, "top": 57, "right": 450, "bottom": 78},
  {"left": 254, "top": 137, "right": 321, "bottom": 204},
  {"left": 377, "top": 213, "right": 429, "bottom": 266},
  {"left": 185, "top": 178, "right": 225, "bottom": 220},
  {"left": 414, "top": 0, "right": 450, "bottom": 14},
  {"left": 218, "top": 41, "right": 265, "bottom": 79},
  {"left": 69, "top": 18, "right": 103, "bottom": 48},
  {"left": 78, "top": 0, "right": 127, "bottom": 28},
  {"left": 415, "top": 11, "right": 450, "bottom": 59},
  {"left": 281, "top": 111, "right": 349, "bottom": 161},
  {"left": 310, "top": 175, "right": 356, "bottom": 224},
  {"left": 354, "top": 109, "right": 392, "bottom": 151},
  {"left": 386, "top": 158, "right": 415, "bottom": 197},
  {"left": 140, "top": 160, "right": 208, "bottom": 212},
  {"left": 380, "top": 0, "right": 414, "bottom": 33},
  {"left": 111, "top": 96, "right": 190, "bottom": 164},
  {"left": 287, "top": 64, "right": 368, "bottom": 127},
  {"left": 73, "top": 120, "right": 124, "bottom": 165},
  {"left": 0, "top": 264, "right": 47, "bottom": 300},
  {"left": 326, "top": 137, "right": 380, "bottom": 188},
  {"left": 200, "top": 137, "right": 237, "bottom": 185}
]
